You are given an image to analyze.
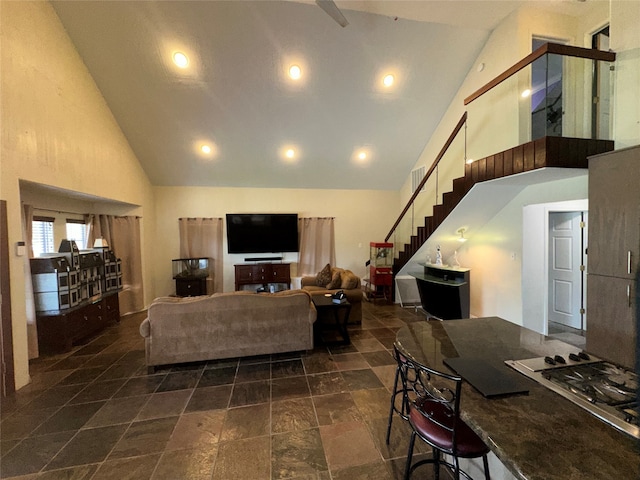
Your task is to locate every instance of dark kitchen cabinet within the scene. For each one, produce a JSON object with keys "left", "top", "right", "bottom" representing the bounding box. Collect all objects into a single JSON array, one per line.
[
  {"left": 586, "top": 145, "right": 640, "bottom": 369},
  {"left": 586, "top": 275, "right": 636, "bottom": 368},
  {"left": 587, "top": 146, "right": 639, "bottom": 279}
]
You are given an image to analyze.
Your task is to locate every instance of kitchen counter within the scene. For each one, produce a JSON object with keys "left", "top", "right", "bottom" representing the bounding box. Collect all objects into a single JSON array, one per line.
[{"left": 395, "top": 317, "right": 639, "bottom": 480}]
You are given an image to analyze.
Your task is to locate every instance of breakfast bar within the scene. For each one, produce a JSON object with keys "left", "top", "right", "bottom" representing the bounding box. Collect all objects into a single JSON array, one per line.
[{"left": 395, "top": 317, "right": 639, "bottom": 480}]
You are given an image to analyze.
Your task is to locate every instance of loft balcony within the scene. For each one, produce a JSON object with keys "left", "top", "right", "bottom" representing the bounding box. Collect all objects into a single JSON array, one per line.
[{"left": 387, "top": 43, "right": 616, "bottom": 278}]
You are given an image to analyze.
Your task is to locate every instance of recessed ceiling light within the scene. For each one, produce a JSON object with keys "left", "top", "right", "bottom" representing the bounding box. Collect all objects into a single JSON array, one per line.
[
  {"left": 521, "top": 88, "right": 532, "bottom": 98},
  {"left": 286, "top": 148, "right": 295, "bottom": 159},
  {"left": 195, "top": 142, "right": 216, "bottom": 158},
  {"left": 289, "top": 65, "right": 301, "bottom": 80},
  {"left": 173, "top": 52, "right": 189, "bottom": 68},
  {"left": 383, "top": 74, "right": 394, "bottom": 87},
  {"left": 358, "top": 151, "right": 367, "bottom": 160}
]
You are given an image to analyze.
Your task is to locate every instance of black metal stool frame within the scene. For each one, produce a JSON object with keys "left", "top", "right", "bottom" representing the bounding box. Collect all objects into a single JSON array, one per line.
[
  {"left": 402, "top": 356, "right": 490, "bottom": 480},
  {"left": 386, "top": 343, "right": 415, "bottom": 444}
]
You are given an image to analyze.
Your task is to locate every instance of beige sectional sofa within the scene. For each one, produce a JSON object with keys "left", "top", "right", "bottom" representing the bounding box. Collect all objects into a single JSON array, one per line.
[
  {"left": 301, "top": 265, "right": 363, "bottom": 324},
  {"left": 139, "top": 289, "right": 317, "bottom": 370}
]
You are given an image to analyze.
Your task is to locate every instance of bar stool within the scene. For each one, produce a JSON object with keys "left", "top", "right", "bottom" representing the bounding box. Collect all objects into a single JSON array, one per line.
[
  {"left": 385, "top": 343, "right": 412, "bottom": 444},
  {"left": 403, "top": 358, "right": 490, "bottom": 480}
]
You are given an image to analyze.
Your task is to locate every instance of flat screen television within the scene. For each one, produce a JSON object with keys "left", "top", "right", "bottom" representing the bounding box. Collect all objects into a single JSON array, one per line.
[{"left": 226, "top": 213, "right": 299, "bottom": 254}]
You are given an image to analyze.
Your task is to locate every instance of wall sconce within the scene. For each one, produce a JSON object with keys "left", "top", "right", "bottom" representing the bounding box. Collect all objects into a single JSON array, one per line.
[{"left": 457, "top": 228, "right": 467, "bottom": 242}]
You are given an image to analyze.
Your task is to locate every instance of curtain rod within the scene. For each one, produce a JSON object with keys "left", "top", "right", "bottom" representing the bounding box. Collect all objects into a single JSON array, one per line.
[
  {"left": 179, "top": 217, "right": 221, "bottom": 220},
  {"left": 33, "top": 207, "right": 85, "bottom": 216},
  {"left": 33, "top": 207, "right": 141, "bottom": 219}
]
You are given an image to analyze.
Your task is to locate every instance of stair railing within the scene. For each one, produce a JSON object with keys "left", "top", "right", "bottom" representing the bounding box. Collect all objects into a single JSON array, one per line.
[{"left": 385, "top": 112, "right": 467, "bottom": 248}]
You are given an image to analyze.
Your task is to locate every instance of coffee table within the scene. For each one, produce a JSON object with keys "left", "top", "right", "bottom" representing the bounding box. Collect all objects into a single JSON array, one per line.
[{"left": 312, "top": 294, "right": 351, "bottom": 345}]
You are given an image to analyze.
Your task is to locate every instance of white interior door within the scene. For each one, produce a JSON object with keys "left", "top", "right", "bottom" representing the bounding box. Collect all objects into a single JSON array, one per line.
[{"left": 548, "top": 211, "right": 585, "bottom": 329}]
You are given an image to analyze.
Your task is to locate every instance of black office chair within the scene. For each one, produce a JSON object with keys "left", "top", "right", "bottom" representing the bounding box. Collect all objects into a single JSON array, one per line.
[
  {"left": 403, "top": 357, "right": 490, "bottom": 480},
  {"left": 386, "top": 344, "right": 412, "bottom": 444}
]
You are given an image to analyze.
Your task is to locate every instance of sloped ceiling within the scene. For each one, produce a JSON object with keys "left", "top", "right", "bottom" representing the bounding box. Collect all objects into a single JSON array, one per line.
[{"left": 50, "top": 1, "right": 594, "bottom": 190}]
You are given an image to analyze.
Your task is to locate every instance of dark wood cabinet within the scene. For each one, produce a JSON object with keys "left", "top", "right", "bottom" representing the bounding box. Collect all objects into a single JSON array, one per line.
[
  {"left": 176, "top": 277, "right": 207, "bottom": 297},
  {"left": 587, "top": 146, "right": 639, "bottom": 279},
  {"left": 172, "top": 258, "right": 209, "bottom": 297},
  {"left": 586, "top": 145, "right": 640, "bottom": 369},
  {"left": 586, "top": 275, "right": 636, "bottom": 368},
  {"left": 234, "top": 263, "right": 291, "bottom": 291},
  {"left": 35, "top": 291, "right": 120, "bottom": 355}
]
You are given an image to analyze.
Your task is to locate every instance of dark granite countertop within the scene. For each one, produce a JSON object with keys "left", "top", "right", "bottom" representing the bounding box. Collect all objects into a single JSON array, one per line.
[{"left": 395, "top": 317, "right": 639, "bottom": 480}]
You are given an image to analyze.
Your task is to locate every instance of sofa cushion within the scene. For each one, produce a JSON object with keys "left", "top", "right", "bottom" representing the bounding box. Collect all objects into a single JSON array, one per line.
[
  {"left": 140, "top": 318, "right": 150, "bottom": 337},
  {"left": 316, "top": 263, "right": 332, "bottom": 286},
  {"left": 340, "top": 269, "right": 359, "bottom": 290},
  {"left": 326, "top": 268, "right": 343, "bottom": 289}
]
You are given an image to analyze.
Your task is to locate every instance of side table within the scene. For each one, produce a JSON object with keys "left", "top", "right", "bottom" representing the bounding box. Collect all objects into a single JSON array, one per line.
[{"left": 312, "top": 294, "right": 351, "bottom": 345}]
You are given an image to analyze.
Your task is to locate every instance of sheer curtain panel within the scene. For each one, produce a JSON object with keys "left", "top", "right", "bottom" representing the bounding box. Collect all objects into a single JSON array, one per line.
[
  {"left": 178, "top": 218, "right": 223, "bottom": 294},
  {"left": 298, "top": 217, "right": 336, "bottom": 276}
]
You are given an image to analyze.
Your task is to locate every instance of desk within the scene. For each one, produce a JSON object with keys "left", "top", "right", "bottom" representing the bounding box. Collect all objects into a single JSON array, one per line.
[
  {"left": 394, "top": 318, "right": 638, "bottom": 480},
  {"left": 312, "top": 295, "right": 351, "bottom": 345}
]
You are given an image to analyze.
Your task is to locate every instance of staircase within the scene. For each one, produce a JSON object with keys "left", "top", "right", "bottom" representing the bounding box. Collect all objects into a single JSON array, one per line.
[{"left": 392, "top": 136, "right": 614, "bottom": 274}]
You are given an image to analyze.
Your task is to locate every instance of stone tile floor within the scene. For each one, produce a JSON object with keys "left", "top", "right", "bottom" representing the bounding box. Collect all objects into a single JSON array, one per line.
[
  {"left": 0, "top": 301, "right": 434, "bottom": 480},
  {"left": 547, "top": 321, "right": 586, "bottom": 349}
]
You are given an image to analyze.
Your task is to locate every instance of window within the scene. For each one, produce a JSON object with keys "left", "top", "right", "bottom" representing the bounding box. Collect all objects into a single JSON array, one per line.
[
  {"left": 66, "top": 219, "right": 87, "bottom": 250},
  {"left": 32, "top": 216, "right": 55, "bottom": 257}
]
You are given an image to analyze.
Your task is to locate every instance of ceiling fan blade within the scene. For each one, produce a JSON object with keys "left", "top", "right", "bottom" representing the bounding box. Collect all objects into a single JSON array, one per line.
[{"left": 316, "top": 0, "right": 349, "bottom": 27}]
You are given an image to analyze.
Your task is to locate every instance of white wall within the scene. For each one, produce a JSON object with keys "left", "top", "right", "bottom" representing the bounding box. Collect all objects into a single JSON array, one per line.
[
  {"left": 455, "top": 175, "right": 588, "bottom": 325},
  {"left": 522, "top": 198, "right": 589, "bottom": 334},
  {"left": 153, "top": 187, "right": 400, "bottom": 295},
  {"left": 1, "top": 1, "right": 156, "bottom": 389},
  {"left": 405, "top": 4, "right": 608, "bottom": 203},
  {"left": 611, "top": 0, "right": 640, "bottom": 148}
]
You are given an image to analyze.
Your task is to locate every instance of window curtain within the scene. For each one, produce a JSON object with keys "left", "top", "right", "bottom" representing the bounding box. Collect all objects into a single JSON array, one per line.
[
  {"left": 21, "top": 204, "right": 38, "bottom": 358},
  {"left": 178, "top": 217, "right": 223, "bottom": 294},
  {"left": 110, "top": 216, "right": 144, "bottom": 315},
  {"left": 86, "top": 214, "right": 115, "bottom": 249},
  {"left": 298, "top": 217, "right": 336, "bottom": 276},
  {"left": 87, "top": 214, "right": 143, "bottom": 315}
]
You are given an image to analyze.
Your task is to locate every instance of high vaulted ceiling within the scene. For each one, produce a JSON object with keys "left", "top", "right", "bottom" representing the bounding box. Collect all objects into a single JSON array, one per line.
[{"left": 51, "top": 1, "right": 597, "bottom": 190}]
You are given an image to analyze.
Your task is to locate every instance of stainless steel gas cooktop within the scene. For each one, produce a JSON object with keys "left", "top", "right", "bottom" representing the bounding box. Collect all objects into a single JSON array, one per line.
[{"left": 505, "top": 353, "right": 639, "bottom": 440}]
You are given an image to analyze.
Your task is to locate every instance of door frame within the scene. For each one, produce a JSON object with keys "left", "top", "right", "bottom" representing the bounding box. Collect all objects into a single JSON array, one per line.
[
  {"left": 1, "top": 199, "right": 16, "bottom": 396},
  {"left": 522, "top": 199, "right": 588, "bottom": 335},
  {"left": 590, "top": 24, "right": 611, "bottom": 139}
]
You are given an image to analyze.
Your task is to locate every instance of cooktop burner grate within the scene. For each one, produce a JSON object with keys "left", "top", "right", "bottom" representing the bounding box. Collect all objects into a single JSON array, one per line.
[{"left": 505, "top": 354, "right": 639, "bottom": 440}]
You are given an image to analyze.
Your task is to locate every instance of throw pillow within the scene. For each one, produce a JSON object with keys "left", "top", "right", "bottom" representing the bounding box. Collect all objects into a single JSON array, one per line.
[
  {"left": 316, "top": 263, "right": 332, "bottom": 287},
  {"left": 326, "top": 268, "right": 343, "bottom": 289},
  {"left": 340, "top": 270, "right": 359, "bottom": 290}
]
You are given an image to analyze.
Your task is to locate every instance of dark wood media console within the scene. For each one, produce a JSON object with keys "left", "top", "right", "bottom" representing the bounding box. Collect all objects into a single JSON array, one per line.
[
  {"left": 35, "top": 291, "right": 120, "bottom": 355},
  {"left": 234, "top": 263, "right": 291, "bottom": 291}
]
